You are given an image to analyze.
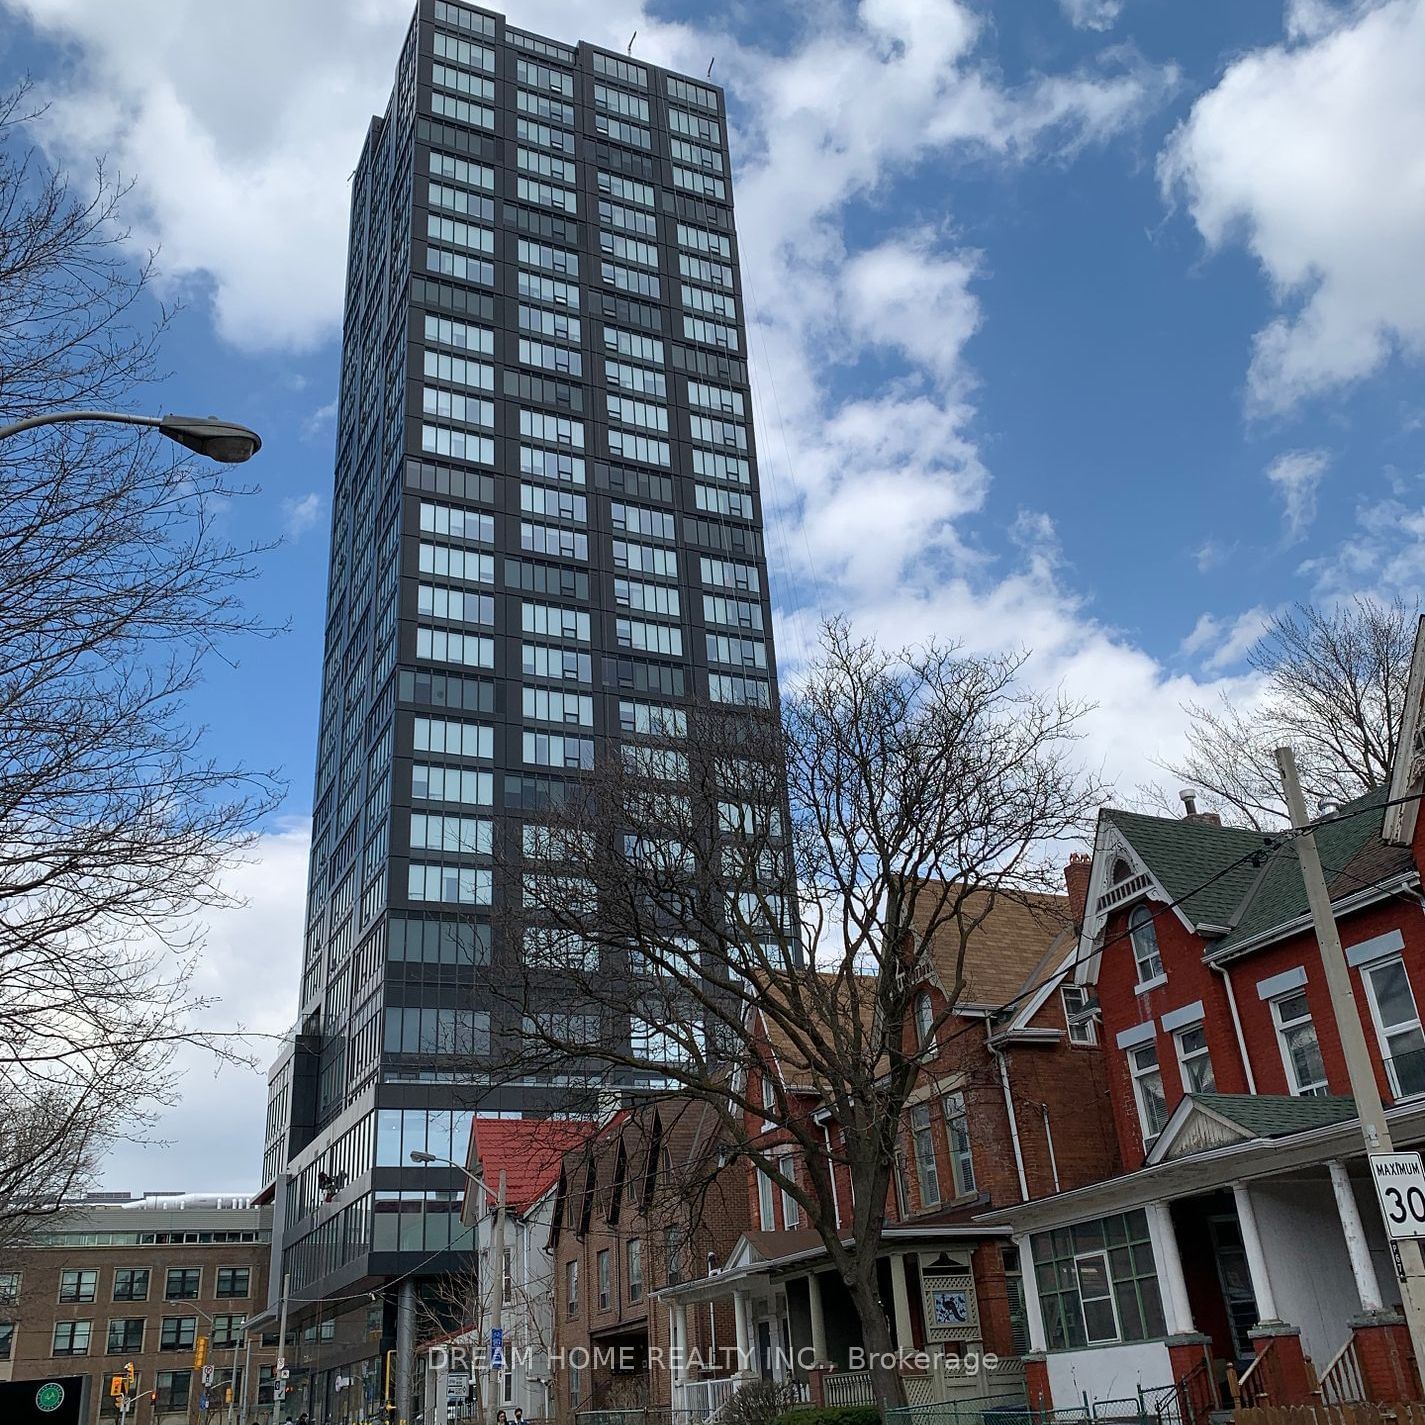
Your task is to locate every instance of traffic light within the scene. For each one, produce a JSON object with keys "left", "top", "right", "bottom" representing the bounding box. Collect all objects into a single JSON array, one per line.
[
  {"left": 124, "top": 1363, "right": 136, "bottom": 1390},
  {"left": 109, "top": 1376, "right": 126, "bottom": 1401},
  {"left": 193, "top": 1334, "right": 209, "bottom": 1370}
]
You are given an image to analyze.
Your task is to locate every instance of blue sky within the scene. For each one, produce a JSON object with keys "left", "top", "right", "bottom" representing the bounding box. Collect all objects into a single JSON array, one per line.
[{"left": 3, "top": 0, "right": 1424, "bottom": 1187}]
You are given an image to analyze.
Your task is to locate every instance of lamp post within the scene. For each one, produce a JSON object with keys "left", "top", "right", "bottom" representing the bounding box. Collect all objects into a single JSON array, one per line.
[
  {"left": 409, "top": 1152, "right": 505, "bottom": 1425},
  {"left": 0, "top": 409, "right": 262, "bottom": 463}
]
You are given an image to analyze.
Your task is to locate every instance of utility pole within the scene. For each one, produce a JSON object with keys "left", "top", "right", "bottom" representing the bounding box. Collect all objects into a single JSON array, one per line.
[
  {"left": 488, "top": 1170, "right": 507, "bottom": 1425},
  {"left": 238, "top": 1331, "right": 253, "bottom": 1425},
  {"left": 1276, "top": 745, "right": 1425, "bottom": 1366}
]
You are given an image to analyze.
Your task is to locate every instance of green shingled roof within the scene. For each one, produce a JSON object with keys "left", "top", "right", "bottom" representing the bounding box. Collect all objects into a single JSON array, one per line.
[
  {"left": 1103, "top": 786, "right": 1413, "bottom": 957},
  {"left": 1191, "top": 1093, "right": 1357, "bottom": 1137},
  {"left": 1100, "top": 808, "right": 1268, "bottom": 927}
]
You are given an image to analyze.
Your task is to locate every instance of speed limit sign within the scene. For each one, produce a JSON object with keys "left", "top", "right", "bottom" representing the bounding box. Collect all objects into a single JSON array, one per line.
[{"left": 1370, "top": 1152, "right": 1425, "bottom": 1238}]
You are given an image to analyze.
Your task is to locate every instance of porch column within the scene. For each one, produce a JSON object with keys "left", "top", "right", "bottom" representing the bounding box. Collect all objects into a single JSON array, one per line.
[
  {"left": 1147, "top": 1203, "right": 1195, "bottom": 1334},
  {"left": 733, "top": 1289, "right": 755, "bottom": 1378},
  {"left": 1328, "top": 1159, "right": 1385, "bottom": 1313},
  {"left": 672, "top": 1301, "right": 690, "bottom": 1403},
  {"left": 807, "top": 1272, "right": 829, "bottom": 1365},
  {"left": 890, "top": 1253, "right": 916, "bottom": 1356},
  {"left": 1013, "top": 1236, "right": 1048, "bottom": 1352},
  {"left": 1232, "top": 1181, "right": 1279, "bottom": 1323}
]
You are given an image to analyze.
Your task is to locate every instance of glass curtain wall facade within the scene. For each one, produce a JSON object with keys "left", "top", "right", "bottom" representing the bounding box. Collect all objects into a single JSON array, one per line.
[{"left": 259, "top": 1, "right": 778, "bottom": 1408}]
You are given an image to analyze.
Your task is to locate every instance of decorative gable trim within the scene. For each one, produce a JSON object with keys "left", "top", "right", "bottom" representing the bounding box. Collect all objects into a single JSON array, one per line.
[
  {"left": 1144, "top": 1096, "right": 1253, "bottom": 1165},
  {"left": 1076, "top": 816, "right": 1197, "bottom": 988}
]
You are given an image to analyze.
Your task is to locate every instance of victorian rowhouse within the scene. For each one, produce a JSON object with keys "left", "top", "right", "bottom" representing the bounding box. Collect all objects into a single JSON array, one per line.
[
  {"left": 650, "top": 879, "right": 1120, "bottom": 1414},
  {"left": 991, "top": 620, "right": 1425, "bottom": 1416},
  {"left": 550, "top": 1099, "right": 750, "bottom": 1422}
]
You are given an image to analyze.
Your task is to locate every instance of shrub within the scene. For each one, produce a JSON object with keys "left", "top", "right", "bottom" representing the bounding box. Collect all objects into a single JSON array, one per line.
[
  {"left": 722, "top": 1381, "right": 807, "bottom": 1425},
  {"left": 776, "top": 1407, "right": 882, "bottom": 1425}
]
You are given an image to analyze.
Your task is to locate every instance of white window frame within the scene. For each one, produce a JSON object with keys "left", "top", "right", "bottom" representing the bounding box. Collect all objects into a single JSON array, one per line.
[
  {"left": 1061, "top": 984, "right": 1097, "bottom": 1045},
  {"left": 914, "top": 990, "right": 936, "bottom": 1050},
  {"left": 1271, "top": 990, "right": 1328, "bottom": 1097},
  {"left": 1361, "top": 955, "right": 1425, "bottom": 1099},
  {"left": 908, "top": 1104, "right": 941, "bottom": 1209},
  {"left": 1174, "top": 1022, "right": 1216, "bottom": 1094},
  {"left": 943, "top": 1092, "right": 976, "bottom": 1199},
  {"left": 1128, "top": 905, "right": 1164, "bottom": 987},
  {"left": 777, "top": 1154, "right": 800, "bottom": 1228},
  {"left": 1128, "top": 1041, "right": 1167, "bottom": 1145},
  {"left": 757, "top": 1168, "right": 775, "bottom": 1230}
]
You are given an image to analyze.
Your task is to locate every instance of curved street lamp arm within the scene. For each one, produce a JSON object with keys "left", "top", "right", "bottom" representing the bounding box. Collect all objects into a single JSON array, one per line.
[{"left": 0, "top": 409, "right": 164, "bottom": 442}]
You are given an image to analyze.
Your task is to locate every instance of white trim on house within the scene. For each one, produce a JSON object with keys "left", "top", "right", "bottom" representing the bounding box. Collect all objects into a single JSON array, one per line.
[{"left": 1075, "top": 818, "right": 1198, "bottom": 989}]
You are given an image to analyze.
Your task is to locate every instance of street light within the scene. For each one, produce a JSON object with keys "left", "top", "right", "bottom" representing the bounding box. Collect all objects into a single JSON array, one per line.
[
  {"left": 410, "top": 1150, "right": 506, "bottom": 1425},
  {"left": 0, "top": 409, "right": 262, "bottom": 463}
]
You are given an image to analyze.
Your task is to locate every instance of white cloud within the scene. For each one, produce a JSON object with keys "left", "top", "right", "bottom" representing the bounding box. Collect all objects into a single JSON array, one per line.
[
  {"left": 302, "top": 398, "right": 338, "bottom": 440},
  {"left": 1059, "top": 0, "right": 1125, "bottom": 33},
  {"left": 5, "top": 0, "right": 1215, "bottom": 1182},
  {"left": 1265, "top": 448, "right": 1330, "bottom": 541},
  {"left": 99, "top": 820, "right": 310, "bottom": 1192},
  {"left": 1180, "top": 605, "right": 1274, "bottom": 672},
  {"left": 1160, "top": 0, "right": 1425, "bottom": 412},
  {"left": 281, "top": 491, "right": 322, "bottom": 538},
  {"left": 1301, "top": 473, "right": 1425, "bottom": 597}
]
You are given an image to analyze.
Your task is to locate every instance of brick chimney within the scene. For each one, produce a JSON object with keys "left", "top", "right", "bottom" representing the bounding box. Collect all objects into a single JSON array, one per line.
[
  {"left": 1179, "top": 788, "right": 1222, "bottom": 827},
  {"left": 1064, "top": 853, "right": 1092, "bottom": 928}
]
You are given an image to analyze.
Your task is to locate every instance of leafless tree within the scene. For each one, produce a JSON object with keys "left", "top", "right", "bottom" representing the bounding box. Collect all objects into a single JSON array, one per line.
[
  {"left": 0, "top": 83, "right": 280, "bottom": 1237},
  {"left": 1151, "top": 596, "right": 1419, "bottom": 828},
  {"left": 486, "top": 620, "right": 1102, "bottom": 1406}
]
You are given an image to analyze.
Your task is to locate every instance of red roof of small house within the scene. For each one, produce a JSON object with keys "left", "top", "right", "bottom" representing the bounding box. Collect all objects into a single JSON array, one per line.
[{"left": 464, "top": 1117, "right": 598, "bottom": 1215}]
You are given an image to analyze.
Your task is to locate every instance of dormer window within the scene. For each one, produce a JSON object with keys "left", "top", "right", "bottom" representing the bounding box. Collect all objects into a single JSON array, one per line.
[{"left": 1128, "top": 906, "right": 1163, "bottom": 985}]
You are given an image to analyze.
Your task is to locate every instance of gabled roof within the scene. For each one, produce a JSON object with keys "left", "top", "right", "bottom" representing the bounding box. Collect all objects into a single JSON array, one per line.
[
  {"left": 1146, "top": 1091, "right": 1357, "bottom": 1165},
  {"left": 465, "top": 1117, "right": 597, "bottom": 1215},
  {"left": 910, "top": 885, "right": 1073, "bottom": 1008},
  {"left": 1098, "top": 808, "right": 1267, "bottom": 929},
  {"left": 1096, "top": 785, "right": 1413, "bottom": 960},
  {"left": 1210, "top": 786, "right": 1412, "bottom": 955},
  {"left": 754, "top": 884, "right": 1076, "bottom": 1091}
]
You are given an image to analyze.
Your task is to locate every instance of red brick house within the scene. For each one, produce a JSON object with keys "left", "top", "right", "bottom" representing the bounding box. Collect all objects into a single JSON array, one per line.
[
  {"left": 550, "top": 1100, "right": 748, "bottom": 1422},
  {"left": 991, "top": 620, "right": 1425, "bottom": 1415},
  {"left": 652, "top": 880, "right": 1120, "bottom": 1412}
]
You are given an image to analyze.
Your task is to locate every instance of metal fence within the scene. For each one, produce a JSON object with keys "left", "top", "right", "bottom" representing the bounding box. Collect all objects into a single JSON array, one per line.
[{"left": 886, "top": 1387, "right": 1187, "bottom": 1425}]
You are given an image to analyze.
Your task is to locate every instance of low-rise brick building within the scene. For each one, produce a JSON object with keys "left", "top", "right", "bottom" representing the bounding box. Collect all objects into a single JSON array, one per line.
[
  {"left": 990, "top": 618, "right": 1425, "bottom": 1415},
  {"left": 649, "top": 876, "right": 1120, "bottom": 1413},
  {"left": 550, "top": 1102, "right": 749, "bottom": 1421},
  {"left": 0, "top": 1194, "right": 278, "bottom": 1423}
]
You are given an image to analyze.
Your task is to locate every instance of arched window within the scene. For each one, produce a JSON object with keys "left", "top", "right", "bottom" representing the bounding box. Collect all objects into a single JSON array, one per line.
[
  {"left": 915, "top": 991, "right": 936, "bottom": 1048},
  {"left": 1129, "top": 905, "right": 1163, "bottom": 984},
  {"left": 1112, "top": 858, "right": 1134, "bottom": 883}
]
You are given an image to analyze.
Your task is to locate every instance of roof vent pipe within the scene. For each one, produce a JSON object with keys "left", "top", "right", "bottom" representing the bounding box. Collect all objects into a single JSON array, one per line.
[{"left": 1179, "top": 789, "right": 1199, "bottom": 816}]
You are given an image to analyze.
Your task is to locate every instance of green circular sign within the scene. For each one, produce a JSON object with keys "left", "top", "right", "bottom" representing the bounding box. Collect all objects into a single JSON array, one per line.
[{"left": 35, "top": 1381, "right": 66, "bottom": 1413}]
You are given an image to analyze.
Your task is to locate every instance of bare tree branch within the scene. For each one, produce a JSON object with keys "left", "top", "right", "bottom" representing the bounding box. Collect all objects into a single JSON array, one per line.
[
  {"left": 465, "top": 619, "right": 1102, "bottom": 1407},
  {"left": 0, "top": 85, "right": 284, "bottom": 1237},
  {"left": 1148, "top": 596, "right": 1418, "bottom": 827}
]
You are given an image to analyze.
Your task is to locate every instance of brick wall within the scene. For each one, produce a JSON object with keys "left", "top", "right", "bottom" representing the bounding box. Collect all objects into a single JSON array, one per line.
[
  {"left": 2, "top": 1237, "right": 275, "bottom": 1423},
  {"left": 1095, "top": 883, "right": 1425, "bottom": 1164}
]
